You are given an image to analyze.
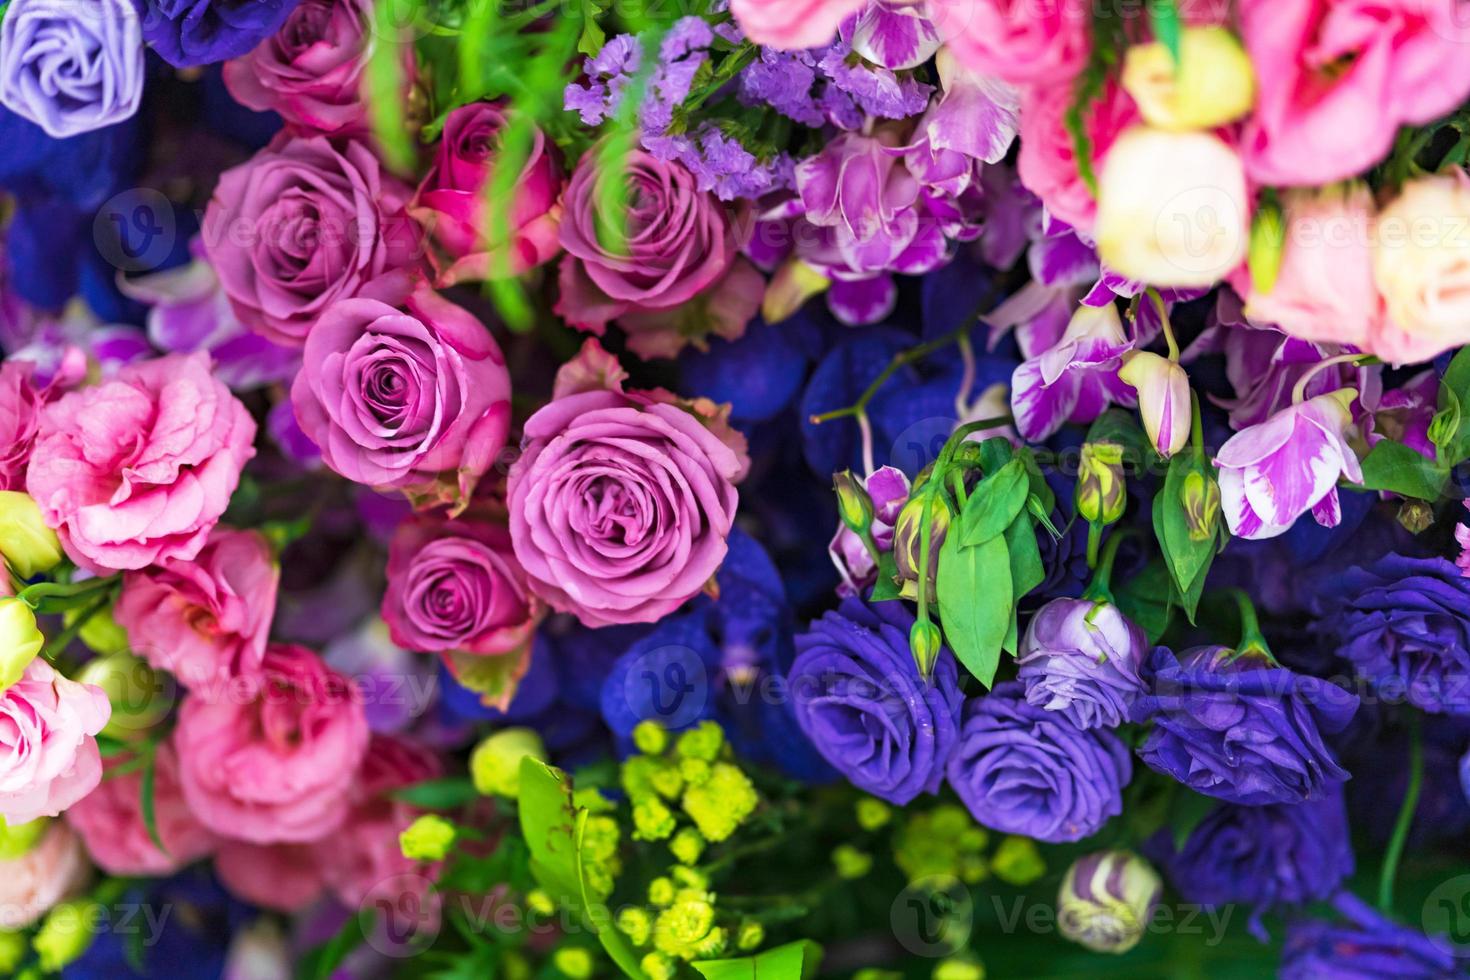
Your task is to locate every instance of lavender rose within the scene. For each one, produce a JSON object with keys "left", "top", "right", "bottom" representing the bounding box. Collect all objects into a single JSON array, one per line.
[
  {"left": 202, "top": 135, "right": 421, "bottom": 347},
  {"left": 947, "top": 681, "right": 1132, "bottom": 843},
  {"left": 0, "top": 0, "right": 144, "bottom": 138},
  {"left": 135, "top": 0, "right": 300, "bottom": 68},
  {"left": 1016, "top": 598, "right": 1147, "bottom": 729},
  {"left": 788, "top": 597, "right": 963, "bottom": 805},
  {"left": 556, "top": 148, "right": 760, "bottom": 360},
  {"left": 1133, "top": 645, "right": 1358, "bottom": 806},
  {"left": 507, "top": 340, "right": 748, "bottom": 628},
  {"left": 291, "top": 282, "right": 512, "bottom": 510}
]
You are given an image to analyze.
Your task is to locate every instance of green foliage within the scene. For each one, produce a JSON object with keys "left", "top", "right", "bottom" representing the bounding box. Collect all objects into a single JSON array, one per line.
[
  {"left": 1151, "top": 452, "right": 1224, "bottom": 622},
  {"left": 691, "top": 940, "right": 823, "bottom": 980}
]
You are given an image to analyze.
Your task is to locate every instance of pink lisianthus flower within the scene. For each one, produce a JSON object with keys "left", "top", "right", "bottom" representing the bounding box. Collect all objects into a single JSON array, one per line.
[
  {"left": 65, "top": 741, "right": 216, "bottom": 876},
  {"left": 25, "top": 352, "right": 257, "bottom": 572},
  {"left": 411, "top": 102, "right": 565, "bottom": 287},
  {"left": 174, "top": 644, "right": 369, "bottom": 844},
  {"left": 1215, "top": 389, "right": 1364, "bottom": 541},
  {"left": 0, "top": 821, "right": 90, "bottom": 929},
  {"left": 0, "top": 358, "right": 48, "bottom": 490},
  {"left": 114, "top": 527, "right": 279, "bottom": 689},
  {"left": 0, "top": 660, "right": 111, "bottom": 824},
  {"left": 728, "top": 0, "right": 867, "bottom": 49}
]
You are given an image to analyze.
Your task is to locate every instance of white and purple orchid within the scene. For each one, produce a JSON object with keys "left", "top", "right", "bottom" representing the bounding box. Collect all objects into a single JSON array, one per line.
[{"left": 1010, "top": 302, "right": 1137, "bottom": 442}]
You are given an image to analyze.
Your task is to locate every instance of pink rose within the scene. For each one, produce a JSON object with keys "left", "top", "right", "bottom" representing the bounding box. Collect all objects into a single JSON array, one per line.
[
  {"left": 0, "top": 660, "right": 110, "bottom": 824},
  {"left": 508, "top": 340, "right": 748, "bottom": 628},
  {"left": 214, "top": 841, "right": 325, "bottom": 912},
  {"left": 556, "top": 148, "right": 760, "bottom": 360},
  {"left": 221, "top": 0, "right": 379, "bottom": 135},
  {"left": 114, "top": 527, "right": 279, "bottom": 689},
  {"left": 202, "top": 135, "right": 422, "bottom": 347},
  {"left": 728, "top": 0, "right": 867, "bottom": 49},
  {"left": 936, "top": 0, "right": 1091, "bottom": 86},
  {"left": 410, "top": 102, "right": 564, "bottom": 287},
  {"left": 175, "top": 644, "right": 370, "bottom": 844},
  {"left": 64, "top": 742, "right": 216, "bottom": 876},
  {"left": 1017, "top": 77, "right": 1138, "bottom": 234},
  {"left": 291, "top": 283, "right": 512, "bottom": 510},
  {"left": 0, "top": 360, "right": 45, "bottom": 490},
  {"left": 0, "top": 822, "right": 90, "bottom": 929},
  {"left": 25, "top": 352, "right": 257, "bottom": 572},
  {"left": 1240, "top": 0, "right": 1470, "bottom": 186}
]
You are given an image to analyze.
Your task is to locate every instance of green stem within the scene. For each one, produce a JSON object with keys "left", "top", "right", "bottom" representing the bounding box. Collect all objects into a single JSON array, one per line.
[
  {"left": 1147, "top": 289, "right": 1180, "bottom": 361},
  {"left": 1190, "top": 390, "right": 1205, "bottom": 459},
  {"left": 1227, "top": 588, "right": 1276, "bottom": 664},
  {"left": 39, "top": 591, "right": 112, "bottom": 662},
  {"left": 1082, "top": 529, "right": 1130, "bottom": 604},
  {"left": 1086, "top": 520, "right": 1103, "bottom": 570},
  {"left": 1378, "top": 713, "right": 1424, "bottom": 913},
  {"left": 17, "top": 576, "right": 117, "bottom": 612}
]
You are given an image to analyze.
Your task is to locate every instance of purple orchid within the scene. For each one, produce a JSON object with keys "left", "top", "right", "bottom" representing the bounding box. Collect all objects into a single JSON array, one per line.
[
  {"left": 829, "top": 465, "right": 910, "bottom": 597},
  {"left": 1010, "top": 303, "right": 1136, "bottom": 442},
  {"left": 1361, "top": 368, "right": 1438, "bottom": 461},
  {"left": 850, "top": 1, "right": 940, "bottom": 71},
  {"left": 1215, "top": 389, "right": 1364, "bottom": 541}
]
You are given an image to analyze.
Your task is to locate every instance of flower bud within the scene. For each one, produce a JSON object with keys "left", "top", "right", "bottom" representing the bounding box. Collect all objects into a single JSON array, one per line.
[
  {"left": 833, "top": 470, "right": 876, "bottom": 536},
  {"left": 1398, "top": 499, "right": 1434, "bottom": 534},
  {"left": 469, "top": 728, "right": 547, "bottom": 798},
  {"left": 762, "top": 258, "right": 830, "bottom": 324},
  {"left": 1122, "top": 26, "right": 1255, "bottom": 132},
  {"left": 399, "top": 814, "right": 457, "bottom": 862},
  {"left": 0, "top": 492, "right": 62, "bottom": 579},
  {"left": 33, "top": 900, "right": 100, "bottom": 973},
  {"left": 0, "top": 931, "right": 24, "bottom": 974},
  {"left": 553, "top": 947, "right": 595, "bottom": 979},
  {"left": 0, "top": 818, "right": 48, "bottom": 861},
  {"left": 1181, "top": 470, "right": 1221, "bottom": 542},
  {"left": 1076, "top": 443, "right": 1127, "bottom": 525},
  {"left": 1118, "top": 352, "right": 1191, "bottom": 458},
  {"left": 893, "top": 493, "right": 951, "bottom": 600},
  {"left": 73, "top": 652, "right": 174, "bottom": 740},
  {"left": 1057, "top": 850, "right": 1161, "bottom": 954},
  {"left": 0, "top": 598, "right": 43, "bottom": 691},
  {"left": 65, "top": 603, "right": 129, "bottom": 656},
  {"left": 909, "top": 619, "right": 945, "bottom": 677},
  {"left": 1248, "top": 197, "right": 1286, "bottom": 295}
]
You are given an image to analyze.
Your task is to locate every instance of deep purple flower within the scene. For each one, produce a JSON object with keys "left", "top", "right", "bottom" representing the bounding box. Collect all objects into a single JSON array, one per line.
[
  {"left": 789, "top": 597, "right": 963, "bottom": 805},
  {"left": 1281, "top": 893, "right": 1462, "bottom": 979},
  {"left": 1016, "top": 598, "right": 1147, "bottom": 730},
  {"left": 946, "top": 681, "right": 1132, "bottom": 843},
  {"left": 1319, "top": 554, "right": 1470, "bottom": 716},
  {"left": 135, "top": 0, "right": 301, "bottom": 67},
  {"left": 0, "top": 0, "right": 144, "bottom": 138},
  {"left": 1133, "top": 645, "right": 1358, "bottom": 806}
]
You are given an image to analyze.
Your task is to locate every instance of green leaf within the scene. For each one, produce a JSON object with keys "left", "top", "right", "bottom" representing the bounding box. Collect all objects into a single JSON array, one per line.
[
  {"left": 1149, "top": 0, "right": 1183, "bottom": 64},
  {"left": 1002, "top": 514, "right": 1044, "bottom": 656},
  {"left": 1114, "top": 559, "right": 1174, "bottom": 645},
  {"left": 1438, "top": 345, "right": 1470, "bottom": 464},
  {"left": 517, "top": 758, "right": 582, "bottom": 907},
  {"left": 1151, "top": 454, "right": 1220, "bottom": 622},
  {"left": 365, "top": 0, "right": 415, "bottom": 173},
  {"left": 1170, "top": 789, "right": 1218, "bottom": 853},
  {"left": 393, "top": 777, "right": 479, "bottom": 810},
  {"left": 936, "top": 531, "right": 1012, "bottom": 687},
  {"left": 957, "top": 458, "right": 1029, "bottom": 548},
  {"left": 1356, "top": 440, "right": 1448, "bottom": 501},
  {"left": 692, "top": 941, "right": 824, "bottom": 980},
  {"left": 577, "top": 0, "right": 606, "bottom": 56},
  {"left": 139, "top": 748, "right": 167, "bottom": 858},
  {"left": 869, "top": 551, "right": 902, "bottom": 601}
]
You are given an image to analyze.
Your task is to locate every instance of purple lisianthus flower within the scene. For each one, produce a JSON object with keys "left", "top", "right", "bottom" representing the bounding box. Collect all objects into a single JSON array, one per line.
[
  {"left": 789, "top": 597, "right": 963, "bottom": 804},
  {"left": 1319, "top": 554, "right": 1470, "bottom": 716},
  {"left": 1134, "top": 645, "right": 1358, "bottom": 806},
  {"left": 135, "top": 0, "right": 301, "bottom": 67},
  {"left": 1281, "top": 893, "right": 1463, "bottom": 979},
  {"left": 1016, "top": 598, "right": 1147, "bottom": 730},
  {"left": 1152, "top": 789, "right": 1354, "bottom": 934},
  {"left": 946, "top": 681, "right": 1132, "bottom": 843},
  {"left": 0, "top": 0, "right": 145, "bottom": 138}
]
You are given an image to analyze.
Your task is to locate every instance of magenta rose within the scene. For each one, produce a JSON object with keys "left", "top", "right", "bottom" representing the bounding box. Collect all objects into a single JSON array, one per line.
[
  {"left": 202, "top": 134, "right": 421, "bottom": 347},
  {"left": 411, "top": 102, "right": 564, "bottom": 287},
  {"left": 556, "top": 148, "right": 761, "bottom": 360},
  {"left": 221, "top": 0, "right": 378, "bottom": 135},
  {"left": 291, "top": 283, "right": 512, "bottom": 510},
  {"left": 174, "top": 643, "right": 369, "bottom": 844},
  {"left": 25, "top": 352, "right": 257, "bottom": 572},
  {"left": 0, "top": 359, "right": 46, "bottom": 490},
  {"left": 65, "top": 742, "right": 216, "bottom": 876},
  {"left": 507, "top": 340, "right": 747, "bottom": 628},
  {"left": 114, "top": 527, "right": 279, "bottom": 689},
  {"left": 0, "top": 660, "right": 111, "bottom": 824}
]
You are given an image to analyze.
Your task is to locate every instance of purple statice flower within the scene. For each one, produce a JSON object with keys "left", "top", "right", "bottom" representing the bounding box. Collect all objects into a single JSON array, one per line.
[
  {"left": 1016, "top": 598, "right": 1148, "bottom": 730},
  {"left": 1281, "top": 892, "right": 1463, "bottom": 979},
  {"left": 644, "top": 125, "right": 793, "bottom": 200},
  {"left": 738, "top": 48, "right": 828, "bottom": 128},
  {"left": 788, "top": 597, "right": 963, "bottom": 805},
  {"left": 1133, "top": 645, "right": 1358, "bottom": 806},
  {"left": 946, "top": 681, "right": 1132, "bottom": 843},
  {"left": 1319, "top": 554, "right": 1470, "bottom": 716},
  {"left": 817, "top": 40, "right": 932, "bottom": 120},
  {"left": 564, "top": 34, "right": 643, "bottom": 125}
]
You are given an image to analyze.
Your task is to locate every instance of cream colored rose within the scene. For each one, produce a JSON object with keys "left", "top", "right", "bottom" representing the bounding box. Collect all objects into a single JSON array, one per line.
[
  {"left": 1095, "top": 127, "right": 1249, "bottom": 287},
  {"left": 1372, "top": 173, "right": 1470, "bottom": 359}
]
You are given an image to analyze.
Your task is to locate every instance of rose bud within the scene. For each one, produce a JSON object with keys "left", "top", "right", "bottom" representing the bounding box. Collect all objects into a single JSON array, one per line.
[
  {"left": 0, "top": 491, "right": 60, "bottom": 578},
  {"left": 1058, "top": 850, "right": 1162, "bottom": 954},
  {"left": 1118, "top": 352, "right": 1191, "bottom": 458},
  {"left": 1122, "top": 26, "right": 1255, "bottom": 132},
  {"left": 1095, "top": 127, "right": 1249, "bottom": 287},
  {"left": 1076, "top": 442, "right": 1127, "bottom": 526},
  {"left": 0, "top": 598, "right": 43, "bottom": 690}
]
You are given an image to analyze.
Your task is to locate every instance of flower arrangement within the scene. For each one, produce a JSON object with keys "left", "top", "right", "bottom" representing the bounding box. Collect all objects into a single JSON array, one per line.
[{"left": 0, "top": 0, "right": 1468, "bottom": 976}]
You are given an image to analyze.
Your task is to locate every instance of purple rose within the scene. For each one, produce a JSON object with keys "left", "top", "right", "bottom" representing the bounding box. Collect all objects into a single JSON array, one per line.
[
  {"left": 135, "top": 0, "right": 301, "bottom": 68},
  {"left": 1319, "top": 554, "right": 1470, "bottom": 716},
  {"left": 1016, "top": 598, "right": 1147, "bottom": 730},
  {"left": 946, "top": 682, "right": 1131, "bottom": 843},
  {"left": 555, "top": 148, "right": 760, "bottom": 360},
  {"left": 1282, "top": 893, "right": 1462, "bottom": 979},
  {"left": 506, "top": 340, "right": 748, "bottom": 628},
  {"left": 788, "top": 597, "right": 962, "bottom": 805},
  {"left": 1133, "top": 645, "right": 1358, "bottom": 806},
  {"left": 0, "top": 0, "right": 144, "bottom": 138},
  {"left": 201, "top": 134, "right": 421, "bottom": 347},
  {"left": 291, "top": 282, "right": 512, "bottom": 510}
]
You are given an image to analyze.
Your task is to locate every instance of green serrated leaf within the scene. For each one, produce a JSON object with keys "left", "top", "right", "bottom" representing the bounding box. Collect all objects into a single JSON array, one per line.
[
  {"left": 1356, "top": 440, "right": 1449, "bottom": 501},
  {"left": 958, "top": 458, "right": 1030, "bottom": 548},
  {"left": 936, "top": 531, "right": 1012, "bottom": 687},
  {"left": 692, "top": 940, "right": 824, "bottom": 980}
]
